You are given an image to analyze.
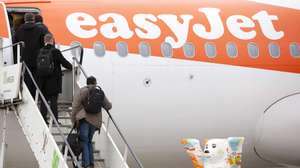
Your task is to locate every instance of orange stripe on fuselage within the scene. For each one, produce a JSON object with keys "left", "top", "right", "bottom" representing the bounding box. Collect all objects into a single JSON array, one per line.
[
  {"left": 0, "top": 3, "right": 9, "bottom": 38},
  {"left": 6, "top": 0, "right": 300, "bottom": 73}
]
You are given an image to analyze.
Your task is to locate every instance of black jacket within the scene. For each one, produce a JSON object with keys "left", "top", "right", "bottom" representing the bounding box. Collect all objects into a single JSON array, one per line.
[
  {"left": 13, "top": 22, "right": 45, "bottom": 68},
  {"left": 38, "top": 44, "right": 72, "bottom": 96},
  {"left": 36, "top": 22, "right": 50, "bottom": 35}
]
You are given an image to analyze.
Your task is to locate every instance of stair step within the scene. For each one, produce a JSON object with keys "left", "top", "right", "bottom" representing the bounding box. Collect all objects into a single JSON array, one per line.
[
  {"left": 58, "top": 101, "right": 72, "bottom": 104},
  {"left": 67, "top": 159, "right": 105, "bottom": 168},
  {"left": 59, "top": 124, "right": 73, "bottom": 128},
  {"left": 56, "top": 141, "right": 95, "bottom": 146},
  {"left": 47, "top": 115, "right": 72, "bottom": 121},
  {"left": 52, "top": 132, "right": 69, "bottom": 136},
  {"left": 60, "top": 148, "right": 100, "bottom": 155},
  {"left": 50, "top": 128, "right": 72, "bottom": 134},
  {"left": 58, "top": 108, "right": 72, "bottom": 110},
  {"left": 67, "top": 157, "right": 104, "bottom": 162},
  {"left": 58, "top": 116, "right": 72, "bottom": 119}
]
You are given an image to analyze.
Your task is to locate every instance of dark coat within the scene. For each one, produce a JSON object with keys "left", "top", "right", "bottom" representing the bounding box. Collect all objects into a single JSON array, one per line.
[
  {"left": 37, "top": 44, "right": 72, "bottom": 96},
  {"left": 13, "top": 22, "right": 45, "bottom": 68},
  {"left": 36, "top": 22, "right": 50, "bottom": 35}
]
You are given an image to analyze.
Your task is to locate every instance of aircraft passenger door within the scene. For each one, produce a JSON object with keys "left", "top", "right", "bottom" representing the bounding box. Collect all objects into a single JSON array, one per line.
[{"left": 0, "top": 2, "right": 13, "bottom": 67}]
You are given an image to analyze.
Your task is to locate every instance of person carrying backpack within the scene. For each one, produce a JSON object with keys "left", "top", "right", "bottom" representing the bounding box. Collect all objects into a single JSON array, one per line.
[
  {"left": 37, "top": 33, "right": 72, "bottom": 124},
  {"left": 71, "top": 76, "right": 112, "bottom": 168}
]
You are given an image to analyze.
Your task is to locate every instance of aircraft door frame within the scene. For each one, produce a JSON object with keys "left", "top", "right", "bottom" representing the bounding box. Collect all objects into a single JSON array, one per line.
[{"left": 0, "top": 2, "right": 13, "bottom": 66}]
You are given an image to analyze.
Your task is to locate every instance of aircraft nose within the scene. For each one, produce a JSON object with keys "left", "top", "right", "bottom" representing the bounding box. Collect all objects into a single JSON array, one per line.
[{"left": 204, "top": 150, "right": 209, "bottom": 153}]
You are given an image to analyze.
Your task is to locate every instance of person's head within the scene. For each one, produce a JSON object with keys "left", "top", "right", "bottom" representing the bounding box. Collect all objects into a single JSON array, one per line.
[
  {"left": 87, "top": 76, "right": 97, "bottom": 85},
  {"left": 44, "top": 33, "right": 54, "bottom": 45},
  {"left": 24, "top": 12, "right": 35, "bottom": 23},
  {"left": 35, "top": 14, "right": 43, "bottom": 23}
]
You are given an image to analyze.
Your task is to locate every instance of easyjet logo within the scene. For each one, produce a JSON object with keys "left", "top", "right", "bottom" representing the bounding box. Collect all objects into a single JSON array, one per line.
[{"left": 66, "top": 8, "right": 284, "bottom": 48}]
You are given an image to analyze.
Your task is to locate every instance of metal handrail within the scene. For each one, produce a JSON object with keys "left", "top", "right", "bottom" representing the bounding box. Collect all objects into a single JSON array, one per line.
[
  {"left": 61, "top": 45, "right": 81, "bottom": 53},
  {"left": 23, "top": 63, "right": 82, "bottom": 168},
  {"left": 73, "top": 57, "right": 88, "bottom": 77},
  {"left": 61, "top": 45, "right": 83, "bottom": 65},
  {"left": 72, "top": 57, "right": 144, "bottom": 168},
  {"left": 0, "top": 41, "right": 24, "bottom": 50},
  {"left": 0, "top": 41, "right": 24, "bottom": 65}
]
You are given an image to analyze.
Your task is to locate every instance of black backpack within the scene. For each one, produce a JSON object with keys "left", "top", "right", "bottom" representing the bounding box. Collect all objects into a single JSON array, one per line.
[
  {"left": 83, "top": 86, "right": 105, "bottom": 114},
  {"left": 37, "top": 48, "right": 54, "bottom": 76}
]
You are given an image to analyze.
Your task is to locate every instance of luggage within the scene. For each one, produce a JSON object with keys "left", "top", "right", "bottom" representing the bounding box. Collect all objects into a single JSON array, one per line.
[
  {"left": 82, "top": 86, "right": 105, "bottom": 114},
  {"left": 62, "top": 126, "right": 82, "bottom": 157}
]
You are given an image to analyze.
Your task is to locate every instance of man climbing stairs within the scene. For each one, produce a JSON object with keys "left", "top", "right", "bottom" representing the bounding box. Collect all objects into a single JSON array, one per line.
[{"left": 51, "top": 101, "right": 106, "bottom": 168}]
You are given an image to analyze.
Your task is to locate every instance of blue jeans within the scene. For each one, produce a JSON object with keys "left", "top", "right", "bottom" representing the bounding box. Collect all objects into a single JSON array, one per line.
[{"left": 79, "top": 120, "right": 96, "bottom": 167}]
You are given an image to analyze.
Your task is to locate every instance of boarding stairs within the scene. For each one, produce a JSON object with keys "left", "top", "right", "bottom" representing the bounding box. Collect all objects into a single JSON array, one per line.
[{"left": 0, "top": 40, "right": 144, "bottom": 168}]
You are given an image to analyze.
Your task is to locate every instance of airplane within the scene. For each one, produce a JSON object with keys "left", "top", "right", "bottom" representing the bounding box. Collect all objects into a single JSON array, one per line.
[{"left": 1, "top": 0, "right": 300, "bottom": 167}]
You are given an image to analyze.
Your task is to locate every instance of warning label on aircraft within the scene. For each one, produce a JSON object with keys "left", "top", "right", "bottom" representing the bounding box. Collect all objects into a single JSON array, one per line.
[{"left": 0, "top": 63, "right": 22, "bottom": 102}]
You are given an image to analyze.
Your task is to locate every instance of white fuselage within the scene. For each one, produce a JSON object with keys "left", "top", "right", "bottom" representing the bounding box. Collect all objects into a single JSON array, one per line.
[{"left": 67, "top": 47, "right": 300, "bottom": 168}]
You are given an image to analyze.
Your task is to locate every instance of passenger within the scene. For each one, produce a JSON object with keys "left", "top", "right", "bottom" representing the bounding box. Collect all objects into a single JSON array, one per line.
[
  {"left": 35, "top": 14, "right": 50, "bottom": 34},
  {"left": 71, "top": 76, "right": 112, "bottom": 168},
  {"left": 13, "top": 12, "right": 46, "bottom": 97},
  {"left": 37, "top": 33, "right": 72, "bottom": 124}
]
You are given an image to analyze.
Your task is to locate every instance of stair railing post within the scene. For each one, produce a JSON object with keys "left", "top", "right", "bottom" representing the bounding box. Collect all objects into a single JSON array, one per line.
[
  {"left": 63, "top": 145, "right": 68, "bottom": 161},
  {"left": 35, "top": 89, "right": 39, "bottom": 104},
  {"left": 123, "top": 146, "right": 128, "bottom": 163},
  {"left": 106, "top": 117, "right": 110, "bottom": 136},
  {"left": 17, "top": 43, "right": 21, "bottom": 64},
  {"left": 48, "top": 117, "right": 53, "bottom": 133},
  {"left": 0, "top": 107, "right": 8, "bottom": 168}
]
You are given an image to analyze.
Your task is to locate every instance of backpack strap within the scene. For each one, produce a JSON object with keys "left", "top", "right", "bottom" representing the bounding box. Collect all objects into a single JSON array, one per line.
[{"left": 47, "top": 47, "right": 56, "bottom": 57}]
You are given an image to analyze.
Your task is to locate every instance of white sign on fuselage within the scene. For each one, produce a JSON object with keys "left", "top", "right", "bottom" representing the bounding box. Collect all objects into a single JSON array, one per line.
[
  {"left": 0, "top": 63, "right": 22, "bottom": 101},
  {"left": 66, "top": 7, "right": 284, "bottom": 48}
]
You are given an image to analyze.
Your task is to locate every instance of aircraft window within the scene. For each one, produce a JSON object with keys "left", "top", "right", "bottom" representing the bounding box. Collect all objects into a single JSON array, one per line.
[
  {"left": 70, "top": 41, "right": 82, "bottom": 57},
  {"left": 139, "top": 42, "right": 151, "bottom": 57},
  {"left": 268, "top": 42, "right": 280, "bottom": 58},
  {"left": 116, "top": 42, "right": 128, "bottom": 57},
  {"left": 205, "top": 42, "right": 217, "bottom": 58},
  {"left": 226, "top": 42, "right": 238, "bottom": 58},
  {"left": 94, "top": 41, "right": 106, "bottom": 57},
  {"left": 247, "top": 42, "right": 259, "bottom": 58},
  {"left": 161, "top": 42, "right": 173, "bottom": 58},
  {"left": 290, "top": 43, "right": 300, "bottom": 58},
  {"left": 183, "top": 42, "right": 195, "bottom": 58}
]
